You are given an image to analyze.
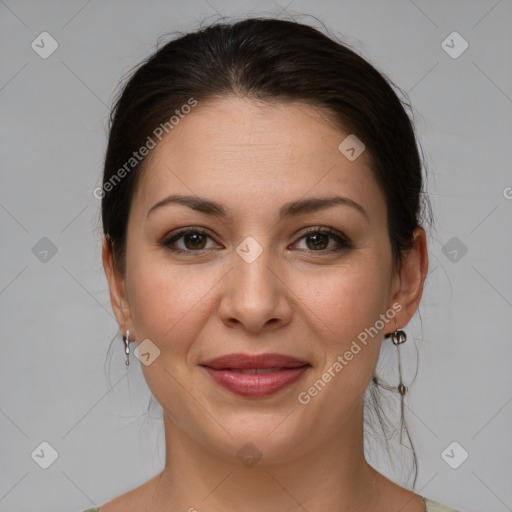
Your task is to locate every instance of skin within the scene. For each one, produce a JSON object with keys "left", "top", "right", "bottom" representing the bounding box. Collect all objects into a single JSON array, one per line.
[{"left": 101, "top": 96, "right": 428, "bottom": 512}]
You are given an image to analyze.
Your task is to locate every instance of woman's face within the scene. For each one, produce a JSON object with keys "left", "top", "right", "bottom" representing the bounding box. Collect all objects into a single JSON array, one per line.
[{"left": 104, "top": 96, "right": 424, "bottom": 463}]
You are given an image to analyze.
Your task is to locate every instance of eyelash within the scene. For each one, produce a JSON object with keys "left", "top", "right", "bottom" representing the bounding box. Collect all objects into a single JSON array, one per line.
[{"left": 160, "top": 227, "right": 353, "bottom": 255}]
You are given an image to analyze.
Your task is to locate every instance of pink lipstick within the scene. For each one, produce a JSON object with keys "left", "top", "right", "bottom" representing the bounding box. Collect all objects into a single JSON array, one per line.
[{"left": 200, "top": 353, "right": 310, "bottom": 397}]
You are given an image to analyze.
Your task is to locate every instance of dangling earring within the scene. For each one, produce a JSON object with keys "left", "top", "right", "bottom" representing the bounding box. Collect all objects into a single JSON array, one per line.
[
  {"left": 379, "top": 321, "right": 412, "bottom": 450},
  {"left": 389, "top": 321, "right": 410, "bottom": 448},
  {"left": 390, "top": 321, "right": 408, "bottom": 396},
  {"left": 123, "top": 329, "right": 133, "bottom": 366}
]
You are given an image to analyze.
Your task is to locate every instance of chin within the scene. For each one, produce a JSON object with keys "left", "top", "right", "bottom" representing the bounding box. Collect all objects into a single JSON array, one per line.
[{"left": 201, "top": 414, "right": 311, "bottom": 467}]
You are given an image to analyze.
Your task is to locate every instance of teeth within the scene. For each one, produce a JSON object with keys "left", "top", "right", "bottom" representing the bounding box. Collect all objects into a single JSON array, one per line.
[{"left": 229, "top": 368, "right": 281, "bottom": 374}]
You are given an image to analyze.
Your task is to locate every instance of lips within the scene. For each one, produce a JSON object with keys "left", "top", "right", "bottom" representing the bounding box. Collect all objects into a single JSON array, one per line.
[
  {"left": 200, "top": 353, "right": 310, "bottom": 397},
  {"left": 200, "top": 353, "right": 309, "bottom": 370}
]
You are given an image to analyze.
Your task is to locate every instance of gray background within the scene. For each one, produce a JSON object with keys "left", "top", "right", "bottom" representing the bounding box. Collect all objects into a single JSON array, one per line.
[{"left": 1, "top": 1, "right": 511, "bottom": 511}]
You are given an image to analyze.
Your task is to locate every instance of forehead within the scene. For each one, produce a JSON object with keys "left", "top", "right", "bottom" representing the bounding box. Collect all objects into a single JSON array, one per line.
[{"left": 132, "top": 96, "right": 386, "bottom": 222}]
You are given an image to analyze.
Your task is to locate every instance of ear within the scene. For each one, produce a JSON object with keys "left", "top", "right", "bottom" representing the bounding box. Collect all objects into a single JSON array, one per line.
[
  {"left": 387, "top": 226, "right": 429, "bottom": 331},
  {"left": 102, "top": 235, "right": 134, "bottom": 338}
]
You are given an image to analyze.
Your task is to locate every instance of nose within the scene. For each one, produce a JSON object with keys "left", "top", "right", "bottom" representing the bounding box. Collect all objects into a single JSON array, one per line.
[{"left": 217, "top": 240, "right": 293, "bottom": 334}]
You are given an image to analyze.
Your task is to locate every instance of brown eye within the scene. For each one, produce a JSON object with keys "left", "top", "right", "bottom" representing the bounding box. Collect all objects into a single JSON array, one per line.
[
  {"left": 162, "top": 229, "right": 216, "bottom": 253},
  {"left": 182, "top": 232, "right": 207, "bottom": 250},
  {"left": 305, "top": 232, "right": 329, "bottom": 250},
  {"left": 295, "top": 228, "right": 353, "bottom": 253}
]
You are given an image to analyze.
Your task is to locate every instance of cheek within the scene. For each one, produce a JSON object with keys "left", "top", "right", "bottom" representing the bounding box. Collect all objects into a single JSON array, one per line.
[
  {"left": 124, "top": 260, "right": 217, "bottom": 415},
  {"left": 125, "top": 252, "right": 221, "bottom": 357},
  {"left": 300, "top": 257, "right": 392, "bottom": 344},
  {"left": 295, "top": 258, "right": 392, "bottom": 413}
]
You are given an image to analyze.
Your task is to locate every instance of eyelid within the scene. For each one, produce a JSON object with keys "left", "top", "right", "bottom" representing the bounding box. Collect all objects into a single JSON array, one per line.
[{"left": 297, "top": 226, "right": 352, "bottom": 244}]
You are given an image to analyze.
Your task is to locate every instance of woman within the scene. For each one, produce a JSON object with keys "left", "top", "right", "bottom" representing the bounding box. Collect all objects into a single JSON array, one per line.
[{"left": 84, "top": 17, "right": 463, "bottom": 512}]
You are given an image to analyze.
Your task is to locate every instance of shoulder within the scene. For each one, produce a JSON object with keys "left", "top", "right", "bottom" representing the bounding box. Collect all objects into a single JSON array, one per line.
[
  {"left": 421, "top": 495, "right": 465, "bottom": 512},
  {"left": 83, "top": 472, "right": 162, "bottom": 512}
]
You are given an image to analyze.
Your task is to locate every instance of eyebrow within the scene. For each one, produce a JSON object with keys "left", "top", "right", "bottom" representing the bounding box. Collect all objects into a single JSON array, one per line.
[{"left": 146, "top": 194, "right": 368, "bottom": 221}]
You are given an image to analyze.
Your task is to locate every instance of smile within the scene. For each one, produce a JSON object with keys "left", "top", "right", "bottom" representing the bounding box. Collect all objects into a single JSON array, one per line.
[{"left": 199, "top": 353, "right": 311, "bottom": 397}]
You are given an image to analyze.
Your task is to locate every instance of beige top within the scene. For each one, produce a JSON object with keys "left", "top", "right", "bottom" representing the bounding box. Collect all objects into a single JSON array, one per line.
[{"left": 81, "top": 495, "right": 464, "bottom": 511}]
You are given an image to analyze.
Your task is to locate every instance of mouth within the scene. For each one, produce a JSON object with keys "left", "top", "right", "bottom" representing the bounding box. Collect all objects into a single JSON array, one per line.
[
  {"left": 199, "top": 353, "right": 311, "bottom": 397},
  {"left": 225, "top": 367, "right": 289, "bottom": 374}
]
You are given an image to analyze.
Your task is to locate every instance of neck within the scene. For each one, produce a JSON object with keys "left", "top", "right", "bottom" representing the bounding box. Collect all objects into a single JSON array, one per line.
[{"left": 148, "top": 401, "right": 384, "bottom": 512}]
